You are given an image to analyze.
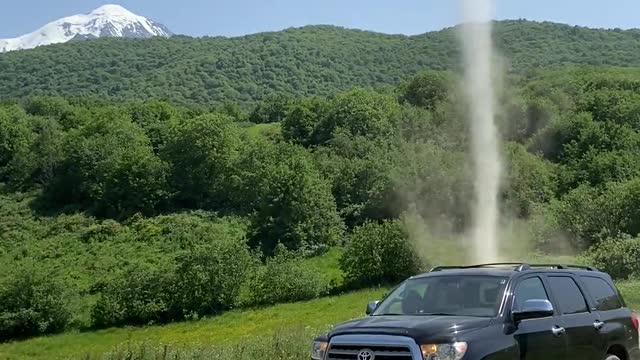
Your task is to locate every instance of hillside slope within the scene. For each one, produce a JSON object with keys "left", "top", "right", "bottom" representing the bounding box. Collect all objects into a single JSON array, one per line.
[
  {"left": 1, "top": 20, "right": 640, "bottom": 105},
  {"left": 0, "top": 288, "right": 386, "bottom": 360},
  {"left": 0, "top": 283, "right": 637, "bottom": 360}
]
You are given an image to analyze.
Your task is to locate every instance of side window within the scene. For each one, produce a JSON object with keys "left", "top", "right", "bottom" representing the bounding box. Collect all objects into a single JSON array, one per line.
[
  {"left": 547, "top": 276, "right": 588, "bottom": 315},
  {"left": 514, "top": 277, "right": 549, "bottom": 311},
  {"left": 581, "top": 276, "right": 622, "bottom": 311}
]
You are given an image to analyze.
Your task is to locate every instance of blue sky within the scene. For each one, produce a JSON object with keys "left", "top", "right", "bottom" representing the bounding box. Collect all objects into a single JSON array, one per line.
[{"left": 1, "top": 0, "right": 638, "bottom": 39}]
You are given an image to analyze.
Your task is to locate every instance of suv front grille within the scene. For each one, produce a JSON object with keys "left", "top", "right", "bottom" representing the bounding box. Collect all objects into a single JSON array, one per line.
[{"left": 327, "top": 343, "right": 413, "bottom": 360}]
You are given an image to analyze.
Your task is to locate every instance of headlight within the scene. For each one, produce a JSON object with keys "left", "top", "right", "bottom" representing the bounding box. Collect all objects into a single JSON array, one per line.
[
  {"left": 421, "top": 342, "right": 468, "bottom": 360},
  {"left": 311, "top": 340, "right": 328, "bottom": 360}
]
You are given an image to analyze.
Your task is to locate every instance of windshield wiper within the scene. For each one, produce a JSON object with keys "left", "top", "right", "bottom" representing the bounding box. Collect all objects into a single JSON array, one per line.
[
  {"left": 422, "top": 312, "right": 491, "bottom": 317},
  {"left": 373, "top": 312, "right": 456, "bottom": 316},
  {"left": 371, "top": 313, "right": 404, "bottom": 316},
  {"left": 420, "top": 312, "right": 458, "bottom": 316}
]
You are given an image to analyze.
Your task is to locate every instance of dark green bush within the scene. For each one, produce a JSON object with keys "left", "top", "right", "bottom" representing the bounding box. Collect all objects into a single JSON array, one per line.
[
  {"left": 503, "top": 142, "right": 558, "bottom": 217},
  {"left": 0, "top": 270, "right": 70, "bottom": 341},
  {"left": 48, "top": 110, "right": 169, "bottom": 217},
  {"left": 340, "top": 220, "right": 422, "bottom": 287},
  {"left": 392, "top": 141, "right": 473, "bottom": 230},
  {"left": 238, "top": 248, "right": 329, "bottom": 307},
  {"left": 0, "top": 106, "right": 35, "bottom": 187},
  {"left": 581, "top": 235, "right": 640, "bottom": 280},
  {"left": 161, "top": 114, "right": 240, "bottom": 209},
  {"left": 313, "top": 137, "right": 397, "bottom": 228},
  {"left": 313, "top": 88, "right": 399, "bottom": 144},
  {"left": 90, "top": 262, "right": 174, "bottom": 328},
  {"left": 172, "top": 239, "right": 253, "bottom": 318},
  {"left": 553, "top": 178, "right": 640, "bottom": 248},
  {"left": 235, "top": 140, "right": 344, "bottom": 254},
  {"left": 249, "top": 95, "right": 292, "bottom": 124},
  {"left": 281, "top": 97, "right": 328, "bottom": 146},
  {"left": 399, "top": 70, "right": 452, "bottom": 109}
]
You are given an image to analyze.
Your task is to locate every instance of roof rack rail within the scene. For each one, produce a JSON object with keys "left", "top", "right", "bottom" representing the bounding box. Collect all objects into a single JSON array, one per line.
[
  {"left": 527, "top": 264, "right": 599, "bottom": 271},
  {"left": 429, "top": 263, "right": 598, "bottom": 272},
  {"left": 430, "top": 263, "right": 530, "bottom": 272}
]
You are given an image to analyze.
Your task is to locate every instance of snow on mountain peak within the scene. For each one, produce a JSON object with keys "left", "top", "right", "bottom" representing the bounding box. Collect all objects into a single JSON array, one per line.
[
  {"left": 0, "top": 4, "right": 172, "bottom": 52},
  {"left": 90, "top": 4, "right": 135, "bottom": 16}
]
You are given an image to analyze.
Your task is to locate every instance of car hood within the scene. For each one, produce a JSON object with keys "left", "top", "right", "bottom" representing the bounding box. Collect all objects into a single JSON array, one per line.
[{"left": 328, "top": 315, "right": 492, "bottom": 343}]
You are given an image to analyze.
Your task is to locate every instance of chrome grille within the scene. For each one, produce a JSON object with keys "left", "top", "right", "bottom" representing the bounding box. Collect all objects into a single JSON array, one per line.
[{"left": 326, "top": 343, "right": 413, "bottom": 359}]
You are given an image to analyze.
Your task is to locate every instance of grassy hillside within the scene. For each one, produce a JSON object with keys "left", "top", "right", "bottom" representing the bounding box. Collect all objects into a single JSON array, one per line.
[
  {"left": 0, "top": 283, "right": 636, "bottom": 360},
  {"left": 3, "top": 66, "right": 640, "bottom": 342},
  {"left": 0, "top": 288, "right": 387, "bottom": 360},
  {"left": 1, "top": 21, "right": 640, "bottom": 105}
]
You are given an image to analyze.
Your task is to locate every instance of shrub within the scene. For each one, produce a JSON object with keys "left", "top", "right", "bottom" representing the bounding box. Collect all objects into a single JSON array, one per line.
[
  {"left": 49, "top": 110, "right": 169, "bottom": 217},
  {"left": 392, "top": 141, "right": 473, "bottom": 230},
  {"left": 552, "top": 178, "right": 640, "bottom": 248},
  {"left": 581, "top": 235, "right": 640, "bottom": 280},
  {"left": 90, "top": 262, "right": 174, "bottom": 328},
  {"left": 340, "top": 220, "right": 422, "bottom": 287},
  {"left": 313, "top": 88, "right": 399, "bottom": 144},
  {"left": 249, "top": 95, "right": 292, "bottom": 124},
  {"left": 235, "top": 141, "right": 344, "bottom": 254},
  {"left": 399, "top": 70, "right": 452, "bottom": 109},
  {"left": 238, "top": 247, "right": 329, "bottom": 307},
  {"left": 526, "top": 203, "right": 571, "bottom": 253},
  {"left": 172, "top": 239, "right": 253, "bottom": 318},
  {"left": 0, "top": 106, "right": 35, "bottom": 187},
  {"left": 503, "top": 142, "right": 558, "bottom": 217},
  {"left": 161, "top": 114, "right": 240, "bottom": 209},
  {"left": 281, "top": 97, "right": 328, "bottom": 146},
  {"left": 0, "top": 270, "right": 70, "bottom": 341}
]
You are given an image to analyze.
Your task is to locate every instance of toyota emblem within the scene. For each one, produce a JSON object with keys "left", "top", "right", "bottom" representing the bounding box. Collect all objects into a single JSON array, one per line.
[{"left": 357, "top": 349, "right": 375, "bottom": 360}]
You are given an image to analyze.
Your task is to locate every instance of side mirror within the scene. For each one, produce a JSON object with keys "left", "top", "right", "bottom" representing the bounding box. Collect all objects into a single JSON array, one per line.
[
  {"left": 366, "top": 300, "right": 380, "bottom": 315},
  {"left": 512, "top": 299, "right": 554, "bottom": 323}
]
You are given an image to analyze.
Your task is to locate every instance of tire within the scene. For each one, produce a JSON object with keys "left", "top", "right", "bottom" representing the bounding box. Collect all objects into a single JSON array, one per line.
[{"left": 604, "top": 355, "right": 621, "bottom": 360}]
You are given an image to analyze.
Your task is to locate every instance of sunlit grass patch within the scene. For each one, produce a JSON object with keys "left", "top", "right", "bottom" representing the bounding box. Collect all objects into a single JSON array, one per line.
[{"left": 0, "top": 288, "right": 386, "bottom": 360}]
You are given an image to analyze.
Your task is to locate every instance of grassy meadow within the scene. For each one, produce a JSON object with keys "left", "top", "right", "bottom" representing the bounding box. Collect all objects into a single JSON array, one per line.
[
  {"left": 0, "top": 278, "right": 637, "bottom": 360},
  {"left": 0, "top": 288, "right": 387, "bottom": 360}
]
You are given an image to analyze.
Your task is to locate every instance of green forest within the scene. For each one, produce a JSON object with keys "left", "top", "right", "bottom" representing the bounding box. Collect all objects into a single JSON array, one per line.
[
  {"left": 1, "top": 20, "right": 640, "bottom": 105},
  {"left": 1, "top": 20, "right": 640, "bottom": 355}
]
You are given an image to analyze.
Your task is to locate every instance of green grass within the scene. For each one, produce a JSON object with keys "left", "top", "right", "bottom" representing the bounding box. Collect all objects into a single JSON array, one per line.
[
  {"left": 617, "top": 280, "right": 640, "bottom": 311},
  {"left": 0, "top": 276, "right": 637, "bottom": 360},
  {"left": 242, "top": 123, "right": 282, "bottom": 139},
  {"left": 0, "top": 288, "right": 387, "bottom": 360},
  {"left": 303, "top": 247, "right": 345, "bottom": 286}
]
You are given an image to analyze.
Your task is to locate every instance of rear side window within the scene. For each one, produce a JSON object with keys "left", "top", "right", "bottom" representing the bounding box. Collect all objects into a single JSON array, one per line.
[
  {"left": 581, "top": 276, "right": 622, "bottom": 311},
  {"left": 514, "top": 277, "right": 549, "bottom": 311},
  {"left": 547, "top": 276, "right": 588, "bottom": 315}
]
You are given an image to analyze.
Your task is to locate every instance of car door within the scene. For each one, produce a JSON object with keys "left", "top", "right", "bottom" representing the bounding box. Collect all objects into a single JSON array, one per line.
[
  {"left": 545, "top": 274, "right": 602, "bottom": 360},
  {"left": 512, "top": 275, "right": 568, "bottom": 360},
  {"left": 580, "top": 275, "right": 628, "bottom": 355}
]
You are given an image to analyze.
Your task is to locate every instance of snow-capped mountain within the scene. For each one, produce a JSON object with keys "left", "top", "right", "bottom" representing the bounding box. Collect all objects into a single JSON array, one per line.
[{"left": 0, "top": 4, "right": 172, "bottom": 52}]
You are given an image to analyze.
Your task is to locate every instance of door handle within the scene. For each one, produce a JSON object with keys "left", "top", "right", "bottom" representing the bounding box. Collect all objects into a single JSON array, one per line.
[
  {"left": 551, "top": 326, "right": 566, "bottom": 337},
  {"left": 593, "top": 320, "right": 605, "bottom": 331}
]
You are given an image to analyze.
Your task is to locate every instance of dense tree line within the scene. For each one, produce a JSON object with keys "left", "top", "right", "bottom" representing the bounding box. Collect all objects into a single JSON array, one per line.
[
  {"left": 1, "top": 21, "right": 640, "bottom": 106},
  {"left": 2, "top": 66, "right": 640, "bottom": 341}
]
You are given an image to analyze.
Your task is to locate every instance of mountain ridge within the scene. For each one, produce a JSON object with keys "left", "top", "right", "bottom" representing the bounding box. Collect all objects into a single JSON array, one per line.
[
  {"left": 1, "top": 20, "right": 639, "bottom": 105},
  {"left": 0, "top": 4, "right": 171, "bottom": 52}
]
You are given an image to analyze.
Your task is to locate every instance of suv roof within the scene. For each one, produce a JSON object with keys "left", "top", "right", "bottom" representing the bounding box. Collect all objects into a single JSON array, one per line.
[{"left": 411, "top": 262, "right": 602, "bottom": 279}]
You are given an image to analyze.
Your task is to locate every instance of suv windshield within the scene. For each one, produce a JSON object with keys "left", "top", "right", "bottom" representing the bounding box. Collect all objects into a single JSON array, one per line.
[{"left": 373, "top": 275, "right": 508, "bottom": 317}]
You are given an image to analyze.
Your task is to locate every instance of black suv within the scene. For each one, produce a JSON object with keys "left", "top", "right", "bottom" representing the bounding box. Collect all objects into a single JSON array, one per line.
[{"left": 311, "top": 263, "right": 639, "bottom": 360}]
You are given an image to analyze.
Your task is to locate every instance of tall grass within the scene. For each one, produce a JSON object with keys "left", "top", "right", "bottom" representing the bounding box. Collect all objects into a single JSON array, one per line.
[
  {"left": 617, "top": 280, "right": 640, "bottom": 311},
  {"left": 94, "top": 328, "right": 311, "bottom": 360},
  {"left": 0, "top": 288, "right": 386, "bottom": 360}
]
